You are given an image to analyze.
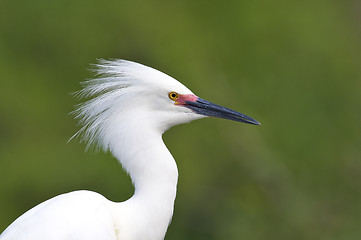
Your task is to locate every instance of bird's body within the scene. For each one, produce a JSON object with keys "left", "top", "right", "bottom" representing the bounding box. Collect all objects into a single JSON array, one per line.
[
  {"left": 1, "top": 191, "right": 117, "bottom": 239},
  {"left": 0, "top": 60, "right": 259, "bottom": 240}
]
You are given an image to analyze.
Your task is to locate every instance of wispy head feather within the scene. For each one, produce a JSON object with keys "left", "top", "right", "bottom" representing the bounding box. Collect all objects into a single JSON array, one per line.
[{"left": 71, "top": 59, "right": 159, "bottom": 150}]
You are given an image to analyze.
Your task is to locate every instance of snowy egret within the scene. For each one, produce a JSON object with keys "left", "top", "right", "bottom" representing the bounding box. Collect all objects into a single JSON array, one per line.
[{"left": 0, "top": 59, "right": 260, "bottom": 240}]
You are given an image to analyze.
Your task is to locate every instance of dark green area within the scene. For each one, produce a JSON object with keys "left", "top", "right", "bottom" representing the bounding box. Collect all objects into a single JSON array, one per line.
[{"left": 1, "top": 0, "right": 360, "bottom": 239}]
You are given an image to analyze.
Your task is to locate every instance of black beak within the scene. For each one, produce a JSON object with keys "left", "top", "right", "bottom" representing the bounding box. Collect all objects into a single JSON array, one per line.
[{"left": 185, "top": 97, "right": 260, "bottom": 125}]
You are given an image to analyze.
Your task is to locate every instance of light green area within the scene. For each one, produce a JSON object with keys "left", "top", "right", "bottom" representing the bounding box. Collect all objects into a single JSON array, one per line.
[{"left": 0, "top": 0, "right": 360, "bottom": 239}]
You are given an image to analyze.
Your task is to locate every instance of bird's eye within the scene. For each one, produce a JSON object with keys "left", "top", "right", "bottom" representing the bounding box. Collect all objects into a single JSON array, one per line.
[{"left": 168, "top": 92, "right": 179, "bottom": 101}]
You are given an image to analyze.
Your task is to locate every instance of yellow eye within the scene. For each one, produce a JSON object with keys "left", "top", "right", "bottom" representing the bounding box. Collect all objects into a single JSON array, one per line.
[{"left": 168, "top": 92, "right": 179, "bottom": 101}]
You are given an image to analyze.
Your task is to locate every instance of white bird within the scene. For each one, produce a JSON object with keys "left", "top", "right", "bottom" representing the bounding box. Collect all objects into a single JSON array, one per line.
[{"left": 0, "top": 59, "right": 260, "bottom": 240}]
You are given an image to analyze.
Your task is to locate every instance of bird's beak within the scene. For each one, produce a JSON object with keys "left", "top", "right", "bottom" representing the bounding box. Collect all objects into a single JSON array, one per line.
[{"left": 178, "top": 94, "right": 260, "bottom": 125}]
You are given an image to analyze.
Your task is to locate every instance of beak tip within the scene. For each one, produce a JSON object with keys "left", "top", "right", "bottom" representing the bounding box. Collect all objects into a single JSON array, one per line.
[
  {"left": 248, "top": 120, "right": 261, "bottom": 126},
  {"left": 244, "top": 116, "right": 260, "bottom": 126}
]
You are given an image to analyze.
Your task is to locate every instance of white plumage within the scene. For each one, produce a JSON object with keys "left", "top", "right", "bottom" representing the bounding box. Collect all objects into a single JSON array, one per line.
[{"left": 0, "top": 59, "right": 259, "bottom": 240}]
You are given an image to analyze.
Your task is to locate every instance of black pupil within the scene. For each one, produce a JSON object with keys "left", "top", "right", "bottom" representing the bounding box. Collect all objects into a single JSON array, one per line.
[{"left": 172, "top": 93, "right": 176, "bottom": 98}]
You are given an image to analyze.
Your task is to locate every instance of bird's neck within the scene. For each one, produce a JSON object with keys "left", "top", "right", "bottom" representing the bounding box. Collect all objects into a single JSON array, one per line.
[{"left": 110, "top": 124, "right": 178, "bottom": 239}]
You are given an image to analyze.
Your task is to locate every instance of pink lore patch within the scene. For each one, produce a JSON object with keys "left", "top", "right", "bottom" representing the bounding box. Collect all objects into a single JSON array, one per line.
[{"left": 176, "top": 94, "right": 198, "bottom": 105}]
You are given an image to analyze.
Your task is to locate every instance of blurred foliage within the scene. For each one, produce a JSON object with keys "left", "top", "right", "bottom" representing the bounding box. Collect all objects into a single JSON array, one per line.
[{"left": 0, "top": 0, "right": 361, "bottom": 239}]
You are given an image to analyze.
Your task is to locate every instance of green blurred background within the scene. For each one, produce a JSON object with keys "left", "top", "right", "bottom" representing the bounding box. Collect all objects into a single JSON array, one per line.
[{"left": 1, "top": 0, "right": 360, "bottom": 239}]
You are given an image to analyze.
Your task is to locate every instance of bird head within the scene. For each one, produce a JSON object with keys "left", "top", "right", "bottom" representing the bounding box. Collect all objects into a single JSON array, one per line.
[{"left": 72, "top": 59, "right": 259, "bottom": 150}]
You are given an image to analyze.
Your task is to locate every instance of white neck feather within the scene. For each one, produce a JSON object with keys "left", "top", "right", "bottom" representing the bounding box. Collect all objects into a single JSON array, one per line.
[{"left": 109, "top": 116, "right": 178, "bottom": 240}]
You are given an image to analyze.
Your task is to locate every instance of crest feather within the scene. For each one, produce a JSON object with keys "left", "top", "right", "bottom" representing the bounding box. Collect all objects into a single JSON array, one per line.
[{"left": 70, "top": 59, "right": 154, "bottom": 150}]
